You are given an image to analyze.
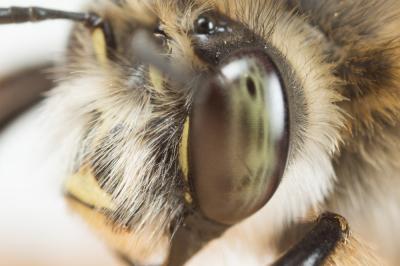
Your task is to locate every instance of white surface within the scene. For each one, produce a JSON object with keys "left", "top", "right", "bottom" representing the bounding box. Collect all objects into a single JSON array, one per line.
[
  {"left": 0, "top": 0, "right": 89, "bottom": 76},
  {"left": 0, "top": 1, "right": 122, "bottom": 265},
  {"left": 0, "top": 107, "right": 121, "bottom": 266}
]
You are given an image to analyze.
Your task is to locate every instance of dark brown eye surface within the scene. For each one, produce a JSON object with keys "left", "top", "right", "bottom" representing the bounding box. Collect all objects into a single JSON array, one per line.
[{"left": 188, "top": 50, "right": 289, "bottom": 225}]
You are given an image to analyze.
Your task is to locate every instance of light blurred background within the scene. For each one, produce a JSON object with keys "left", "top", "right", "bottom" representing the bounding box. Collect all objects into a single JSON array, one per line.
[
  {"left": 0, "top": 1, "right": 125, "bottom": 265},
  {"left": 0, "top": 0, "right": 88, "bottom": 77}
]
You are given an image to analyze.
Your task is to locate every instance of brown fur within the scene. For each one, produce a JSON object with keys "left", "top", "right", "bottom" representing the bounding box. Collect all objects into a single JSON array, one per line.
[
  {"left": 285, "top": 0, "right": 400, "bottom": 263},
  {"left": 2, "top": 0, "right": 399, "bottom": 265},
  {"left": 328, "top": 235, "right": 383, "bottom": 266},
  {"left": 61, "top": 0, "right": 400, "bottom": 264}
]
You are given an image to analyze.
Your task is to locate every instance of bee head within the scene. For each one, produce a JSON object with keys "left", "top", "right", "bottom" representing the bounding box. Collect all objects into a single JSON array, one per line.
[{"left": 56, "top": 0, "right": 344, "bottom": 263}]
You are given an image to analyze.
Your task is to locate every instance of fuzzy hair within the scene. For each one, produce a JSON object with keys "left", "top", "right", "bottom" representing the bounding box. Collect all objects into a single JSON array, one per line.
[
  {"left": 47, "top": 0, "right": 210, "bottom": 258},
  {"left": 289, "top": 0, "right": 400, "bottom": 263},
  {"left": 17, "top": 0, "right": 399, "bottom": 265},
  {"left": 326, "top": 234, "right": 384, "bottom": 266},
  {"left": 44, "top": 0, "right": 345, "bottom": 263},
  {"left": 185, "top": 1, "right": 344, "bottom": 264}
]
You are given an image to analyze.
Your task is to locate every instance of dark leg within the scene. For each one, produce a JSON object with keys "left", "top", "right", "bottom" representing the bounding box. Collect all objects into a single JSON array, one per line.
[
  {"left": 272, "top": 213, "right": 349, "bottom": 266},
  {"left": 166, "top": 212, "right": 228, "bottom": 266},
  {"left": 0, "top": 6, "right": 116, "bottom": 54},
  {"left": 0, "top": 6, "right": 102, "bottom": 27}
]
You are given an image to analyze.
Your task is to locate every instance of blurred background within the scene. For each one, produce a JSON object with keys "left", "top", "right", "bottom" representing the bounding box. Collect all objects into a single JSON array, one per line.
[
  {"left": 0, "top": 0, "right": 88, "bottom": 77},
  {"left": 0, "top": 1, "right": 125, "bottom": 265}
]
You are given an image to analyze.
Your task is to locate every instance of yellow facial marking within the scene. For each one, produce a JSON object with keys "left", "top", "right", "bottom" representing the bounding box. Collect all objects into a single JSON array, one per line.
[
  {"left": 184, "top": 192, "right": 193, "bottom": 204},
  {"left": 65, "top": 166, "right": 115, "bottom": 210},
  {"left": 149, "top": 66, "right": 165, "bottom": 93},
  {"left": 92, "top": 28, "right": 108, "bottom": 67},
  {"left": 179, "top": 117, "right": 190, "bottom": 181}
]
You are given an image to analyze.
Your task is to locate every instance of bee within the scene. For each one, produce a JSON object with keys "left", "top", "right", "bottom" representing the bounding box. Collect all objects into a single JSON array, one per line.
[{"left": 0, "top": 0, "right": 399, "bottom": 265}]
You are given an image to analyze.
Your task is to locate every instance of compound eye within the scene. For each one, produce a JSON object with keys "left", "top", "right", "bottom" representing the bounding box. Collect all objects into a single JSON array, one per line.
[{"left": 188, "top": 51, "right": 290, "bottom": 225}]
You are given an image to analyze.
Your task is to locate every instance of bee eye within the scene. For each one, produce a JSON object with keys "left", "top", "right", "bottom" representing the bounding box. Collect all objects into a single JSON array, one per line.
[
  {"left": 186, "top": 50, "right": 290, "bottom": 225},
  {"left": 194, "top": 13, "right": 230, "bottom": 35},
  {"left": 195, "top": 16, "right": 216, "bottom": 34}
]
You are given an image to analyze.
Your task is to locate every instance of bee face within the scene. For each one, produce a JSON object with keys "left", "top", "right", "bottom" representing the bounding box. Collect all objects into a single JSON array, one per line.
[
  {"left": 2, "top": 0, "right": 400, "bottom": 264},
  {"left": 40, "top": 0, "right": 344, "bottom": 262}
]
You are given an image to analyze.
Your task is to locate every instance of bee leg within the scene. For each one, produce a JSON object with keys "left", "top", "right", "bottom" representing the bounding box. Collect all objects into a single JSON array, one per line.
[
  {"left": 0, "top": 6, "right": 102, "bottom": 27},
  {"left": 272, "top": 213, "right": 349, "bottom": 266},
  {"left": 166, "top": 212, "right": 228, "bottom": 266},
  {"left": 0, "top": 7, "right": 116, "bottom": 63}
]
